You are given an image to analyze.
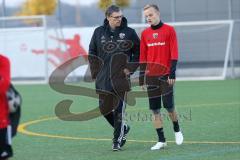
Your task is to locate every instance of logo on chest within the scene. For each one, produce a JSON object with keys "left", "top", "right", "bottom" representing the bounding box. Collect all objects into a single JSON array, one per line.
[
  {"left": 119, "top": 33, "right": 126, "bottom": 39},
  {"left": 153, "top": 33, "right": 158, "bottom": 39},
  {"left": 101, "top": 35, "right": 106, "bottom": 43},
  {"left": 147, "top": 42, "right": 166, "bottom": 47}
]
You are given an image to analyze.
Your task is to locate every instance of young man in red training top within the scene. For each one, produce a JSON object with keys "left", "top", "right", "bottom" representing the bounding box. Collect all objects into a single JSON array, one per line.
[
  {"left": 0, "top": 54, "right": 13, "bottom": 160},
  {"left": 139, "top": 4, "right": 183, "bottom": 150}
]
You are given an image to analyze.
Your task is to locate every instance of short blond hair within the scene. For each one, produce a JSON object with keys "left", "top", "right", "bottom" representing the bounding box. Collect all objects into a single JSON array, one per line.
[{"left": 143, "top": 4, "right": 160, "bottom": 12}]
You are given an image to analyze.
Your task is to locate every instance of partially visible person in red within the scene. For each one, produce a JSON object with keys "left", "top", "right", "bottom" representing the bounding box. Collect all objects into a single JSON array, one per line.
[{"left": 0, "top": 54, "right": 13, "bottom": 160}]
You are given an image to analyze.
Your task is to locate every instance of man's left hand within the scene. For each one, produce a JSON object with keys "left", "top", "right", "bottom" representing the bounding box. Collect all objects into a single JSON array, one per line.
[
  {"left": 123, "top": 68, "right": 130, "bottom": 76},
  {"left": 167, "top": 77, "right": 176, "bottom": 86}
]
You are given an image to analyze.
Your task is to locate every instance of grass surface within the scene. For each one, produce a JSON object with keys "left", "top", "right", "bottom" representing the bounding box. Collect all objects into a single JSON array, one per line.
[{"left": 11, "top": 79, "right": 240, "bottom": 160}]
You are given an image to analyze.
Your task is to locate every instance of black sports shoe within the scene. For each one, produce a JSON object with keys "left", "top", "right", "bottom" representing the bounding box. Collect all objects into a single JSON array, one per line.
[
  {"left": 120, "top": 125, "right": 130, "bottom": 147},
  {"left": 112, "top": 143, "right": 121, "bottom": 151}
]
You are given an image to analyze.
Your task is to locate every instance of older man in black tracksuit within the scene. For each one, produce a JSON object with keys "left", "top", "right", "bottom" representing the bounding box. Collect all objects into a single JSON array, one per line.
[{"left": 88, "top": 5, "right": 140, "bottom": 151}]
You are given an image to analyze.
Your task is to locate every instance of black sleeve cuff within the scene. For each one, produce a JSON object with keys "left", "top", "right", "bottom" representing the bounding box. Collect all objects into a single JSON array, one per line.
[
  {"left": 139, "top": 63, "right": 146, "bottom": 85},
  {"left": 169, "top": 60, "right": 178, "bottom": 79}
]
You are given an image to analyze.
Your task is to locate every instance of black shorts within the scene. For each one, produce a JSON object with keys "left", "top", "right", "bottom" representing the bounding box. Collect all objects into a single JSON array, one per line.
[
  {"left": 146, "top": 76, "right": 175, "bottom": 111},
  {"left": 0, "top": 127, "right": 13, "bottom": 160}
]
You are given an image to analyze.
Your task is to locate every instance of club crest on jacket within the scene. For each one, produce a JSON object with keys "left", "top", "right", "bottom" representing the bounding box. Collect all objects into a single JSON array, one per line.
[
  {"left": 153, "top": 33, "right": 158, "bottom": 39},
  {"left": 119, "top": 33, "right": 125, "bottom": 39}
]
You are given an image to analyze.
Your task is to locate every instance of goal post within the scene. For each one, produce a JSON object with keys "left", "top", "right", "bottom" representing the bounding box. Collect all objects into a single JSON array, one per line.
[
  {"left": 0, "top": 15, "right": 49, "bottom": 83},
  {"left": 130, "top": 20, "right": 234, "bottom": 81},
  {"left": 0, "top": 15, "right": 90, "bottom": 84},
  {"left": 0, "top": 17, "right": 235, "bottom": 83}
]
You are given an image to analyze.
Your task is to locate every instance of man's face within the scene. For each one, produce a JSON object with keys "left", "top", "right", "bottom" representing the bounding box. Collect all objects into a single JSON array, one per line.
[
  {"left": 144, "top": 7, "right": 160, "bottom": 26},
  {"left": 107, "top": 11, "right": 123, "bottom": 28}
]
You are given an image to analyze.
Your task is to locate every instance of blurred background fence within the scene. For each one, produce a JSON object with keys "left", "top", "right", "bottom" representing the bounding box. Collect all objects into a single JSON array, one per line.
[{"left": 0, "top": 0, "right": 239, "bottom": 82}]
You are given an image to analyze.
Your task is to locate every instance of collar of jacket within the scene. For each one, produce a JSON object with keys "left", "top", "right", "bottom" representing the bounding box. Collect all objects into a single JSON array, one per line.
[
  {"left": 103, "top": 17, "right": 128, "bottom": 31},
  {"left": 151, "top": 20, "right": 164, "bottom": 30}
]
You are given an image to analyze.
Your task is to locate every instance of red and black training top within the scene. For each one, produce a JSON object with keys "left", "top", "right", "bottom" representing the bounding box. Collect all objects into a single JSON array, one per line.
[
  {"left": 140, "top": 21, "right": 179, "bottom": 83},
  {"left": 0, "top": 54, "right": 10, "bottom": 129}
]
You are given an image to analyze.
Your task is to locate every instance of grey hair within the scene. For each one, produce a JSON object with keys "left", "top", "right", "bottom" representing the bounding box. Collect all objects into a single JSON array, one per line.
[{"left": 105, "top": 5, "right": 121, "bottom": 17}]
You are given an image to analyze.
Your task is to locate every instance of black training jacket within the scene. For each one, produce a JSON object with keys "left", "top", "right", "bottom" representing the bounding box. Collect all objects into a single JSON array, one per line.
[{"left": 88, "top": 17, "right": 140, "bottom": 93}]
